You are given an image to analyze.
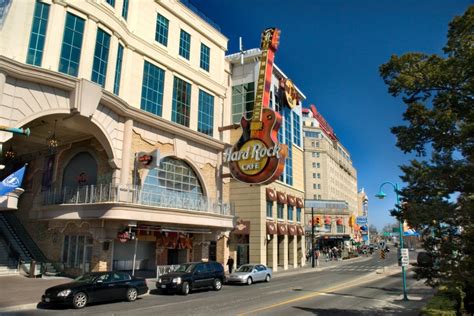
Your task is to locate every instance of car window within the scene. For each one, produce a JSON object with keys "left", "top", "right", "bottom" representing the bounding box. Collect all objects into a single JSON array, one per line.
[
  {"left": 176, "top": 263, "right": 195, "bottom": 273},
  {"left": 112, "top": 272, "right": 130, "bottom": 282},
  {"left": 96, "top": 273, "right": 112, "bottom": 283},
  {"left": 256, "top": 265, "right": 265, "bottom": 271},
  {"left": 236, "top": 265, "right": 253, "bottom": 272},
  {"left": 195, "top": 264, "right": 206, "bottom": 273},
  {"left": 212, "top": 262, "right": 223, "bottom": 272}
]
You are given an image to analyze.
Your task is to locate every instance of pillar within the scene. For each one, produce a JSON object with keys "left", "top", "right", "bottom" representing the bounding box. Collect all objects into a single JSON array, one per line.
[
  {"left": 267, "top": 234, "right": 277, "bottom": 270},
  {"left": 288, "top": 235, "right": 297, "bottom": 268},
  {"left": 278, "top": 235, "right": 288, "bottom": 270}
]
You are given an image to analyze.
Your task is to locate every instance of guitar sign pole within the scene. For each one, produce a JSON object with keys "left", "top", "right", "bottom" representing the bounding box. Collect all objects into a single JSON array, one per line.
[{"left": 225, "top": 28, "right": 287, "bottom": 185}]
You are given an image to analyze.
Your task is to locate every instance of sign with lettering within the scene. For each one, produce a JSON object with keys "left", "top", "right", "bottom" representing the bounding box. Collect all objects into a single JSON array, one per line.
[
  {"left": 356, "top": 216, "right": 368, "bottom": 225},
  {"left": 226, "top": 28, "right": 287, "bottom": 184},
  {"left": 401, "top": 248, "right": 409, "bottom": 267}
]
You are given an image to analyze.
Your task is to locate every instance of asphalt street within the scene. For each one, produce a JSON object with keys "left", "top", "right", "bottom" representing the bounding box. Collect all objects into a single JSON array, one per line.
[{"left": 4, "top": 250, "right": 433, "bottom": 316}]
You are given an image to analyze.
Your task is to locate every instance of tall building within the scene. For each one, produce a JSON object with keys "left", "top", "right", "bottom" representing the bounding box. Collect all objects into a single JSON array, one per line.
[
  {"left": 302, "top": 105, "right": 359, "bottom": 250},
  {"left": 0, "top": 0, "right": 234, "bottom": 276},
  {"left": 225, "top": 47, "right": 306, "bottom": 271},
  {"left": 357, "top": 188, "right": 369, "bottom": 245}
]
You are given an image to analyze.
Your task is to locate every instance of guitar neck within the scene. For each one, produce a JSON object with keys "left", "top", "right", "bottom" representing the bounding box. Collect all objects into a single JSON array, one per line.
[{"left": 252, "top": 47, "right": 276, "bottom": 125}]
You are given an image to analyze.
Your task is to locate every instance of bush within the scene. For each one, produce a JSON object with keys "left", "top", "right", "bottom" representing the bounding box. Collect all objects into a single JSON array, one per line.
[{"left": 420, "top": 286, "right": 461, "bottom": 316}]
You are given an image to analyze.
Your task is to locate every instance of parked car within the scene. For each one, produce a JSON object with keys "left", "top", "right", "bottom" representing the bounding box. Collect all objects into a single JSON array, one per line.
[
  {"left": 156, "top": 261, "right": 224, "bottom": 295},
  {"left": 226, "top": 264, "right": 272, "bottom": 285},
  {"left": 41, "top": 271, "right": 148, "bottom": 309}
]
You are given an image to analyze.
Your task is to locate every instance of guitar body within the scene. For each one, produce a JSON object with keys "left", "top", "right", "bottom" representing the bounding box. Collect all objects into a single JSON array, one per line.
[{"left": 229, "top": 108, "right": 287, "bottom": 184}]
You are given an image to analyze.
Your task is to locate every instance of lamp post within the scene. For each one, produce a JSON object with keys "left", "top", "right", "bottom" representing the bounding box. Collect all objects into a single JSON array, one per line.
[{"left": 375, "top": 182, "right": 409, "bottom": 301}]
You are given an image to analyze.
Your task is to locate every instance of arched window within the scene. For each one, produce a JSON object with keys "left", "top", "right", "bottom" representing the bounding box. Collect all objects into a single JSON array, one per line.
[
  {"left": 143, "top": 157, "right": 203, "bottom": 198},
  {"left": 62, "top": 152, "right": 98, "bottom": 188}
]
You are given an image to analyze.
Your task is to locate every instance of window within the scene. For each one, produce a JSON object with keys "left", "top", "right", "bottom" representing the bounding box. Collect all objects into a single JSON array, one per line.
[
  {"left": 288, "top": 205, "right": 294, "bottom": 221},
  {"left": 172, "top": 77, "right": 191, "bottom": 127},
  {"left": 91, "top": 28, "right": 111, "bottom": 87},
  {"left": 296, "top": 207, "right": 301, "bottom": 222},
  {"left": 27, "top": 1, "right": 50, "bottom": 66},
  {"left": 266, "top": 201, "right": 273, "bottom": 218},
  {"left": 198, "top": 90, "right": 214, "bottom": 136},
  {"left": 277, "top": 203, "right": 284, "bottom": 219},
  {"left": 106, "top": 0, "right": 115, "bottom": 7},
  {"left": 200, "top": 43, "right": 210, "bottom": 71},
  {"left": 62, "top": 235, "right": 93, "bottom": 271},
  {"left": 121, "top": 0, "right": 129, "bottom": 20},
  {"left": 312, "top": 162, "right": 316, "bottom": 168},
  {"left": 59, "top": 12, "right": 85, "bottom": 77},
  {"left": 143, "top": 157, "right": 203, "bottom": 198},
  {"left": 312, "top": 173, "right": 316, "bottom": 178},
  {"left": 317, "top": 162, "right": 320, "bottom": 168},
  {"left": 284, "top": 107, "right": 293, "bottom": 185},
  {"left": 179, "top": 29, "right": 191, "bottom": 60},
  {"left": 317, "top": 173, "right": 321, "bottom": 179},
  {"left": 316, "top": 141, "right": 320, "bottom": 147},
  {"left": 293, "top": 113, "right": 301, "bottom": 146},
  {"left": 155, "top": 13, "right": 169, "bottom": 46},
  {"left": 318, "top": 194, "right": 321, "bottom": 199},
  {"left": 337, "top": 224, "right": 345, "bottom": 233},
  {"left": 231, "top": 82, "right": 255, "bottom": 123},
  {"left": 313, "top": 184, "right": 317, "bottom": 189},
  {"left": 141, "top": 61, "right": 165, "bottom": 116},
  {"left": 312, "top": 152, "right": 320, "bottom": 158},
  {"left": 305, "top": 131, "right": 320, "bottom": 138},
  {"left": 325, "top": 224, "right": 331, "bottom": 232},
  {"left": 318, "top": 184, "right": 321, "bottom": 189},
  {"left": 113, "top": 43, "right": 124, "bottom": 95}
]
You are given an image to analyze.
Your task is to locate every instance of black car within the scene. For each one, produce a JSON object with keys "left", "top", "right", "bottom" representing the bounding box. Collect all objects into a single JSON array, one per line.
[
  {"left": 41, "top": 271, "right": 148, "bottom": 309},
  {"left": 157, "top": 261, "right": 224, "bottom": 295}
]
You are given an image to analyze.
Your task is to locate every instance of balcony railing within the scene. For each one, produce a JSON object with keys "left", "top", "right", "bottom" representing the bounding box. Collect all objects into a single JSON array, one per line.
[{"left": 42, "top": 184, "right": 234, "bottom": 216}]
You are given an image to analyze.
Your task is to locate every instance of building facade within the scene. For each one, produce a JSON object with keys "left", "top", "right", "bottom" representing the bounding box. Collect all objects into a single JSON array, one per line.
[
  {"left": 357, "top": 188, "right": 369, "bottom": 245},
  {"left": 0, "top": 0, "right": 234, "bottom": 276},
  {"left": 302, "top": 105, "right": 359, "bottom": 251},
  {"left": 225, "top": 48, "right": 306, "bottom": 271}
]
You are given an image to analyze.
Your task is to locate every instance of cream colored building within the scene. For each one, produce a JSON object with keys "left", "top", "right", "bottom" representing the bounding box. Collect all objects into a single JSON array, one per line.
[
  {"left": 302, "top": 105, "right": 359, "bottom": 249},
  {"left": 0, "top": 0, "right": 234, "bottom": 276},
  {"left": 225, "top": 49, "right": 306, "bottom": 271}
]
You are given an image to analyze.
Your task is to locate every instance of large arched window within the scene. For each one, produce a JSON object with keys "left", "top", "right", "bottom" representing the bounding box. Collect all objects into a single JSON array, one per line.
[
  {"left": 143, "top": 157, "right": 203, "bottom": 198},
  {"left": 62, "top": 152, "right": 98, "bottom": 188}
]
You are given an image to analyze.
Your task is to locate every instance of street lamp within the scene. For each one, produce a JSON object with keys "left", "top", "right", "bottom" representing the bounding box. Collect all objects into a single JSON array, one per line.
[{"left": 375, "top": 182, "right": 409, "bottom": 301}]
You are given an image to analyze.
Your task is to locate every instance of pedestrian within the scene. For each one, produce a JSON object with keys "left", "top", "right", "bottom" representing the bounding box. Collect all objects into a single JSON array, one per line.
[{"left": 226, "top": 256, "right": 234, "bottom": 274}]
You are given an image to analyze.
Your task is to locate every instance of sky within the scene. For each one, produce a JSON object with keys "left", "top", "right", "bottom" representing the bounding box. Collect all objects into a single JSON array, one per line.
[{"left": 191, "top": 0, "right": 471, "bottom": 230}]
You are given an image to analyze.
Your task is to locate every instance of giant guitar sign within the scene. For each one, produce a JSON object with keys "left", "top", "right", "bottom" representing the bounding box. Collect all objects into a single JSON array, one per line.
[{"left": 224, "top": 28, "right": 287, "bottom": 185}]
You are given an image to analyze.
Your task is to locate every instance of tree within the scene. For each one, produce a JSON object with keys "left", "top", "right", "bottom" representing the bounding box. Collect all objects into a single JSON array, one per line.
[{"left": 379, "top": 5, "right": 473, "bottom": 308}]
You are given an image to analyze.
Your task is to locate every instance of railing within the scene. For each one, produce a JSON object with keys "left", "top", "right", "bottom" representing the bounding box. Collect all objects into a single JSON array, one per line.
[
  {"left": 42, "top": 184, "right": 234, "bottom": 216},
  {"left": 156, "top": 264, "right": 181, "bottom": 279}
]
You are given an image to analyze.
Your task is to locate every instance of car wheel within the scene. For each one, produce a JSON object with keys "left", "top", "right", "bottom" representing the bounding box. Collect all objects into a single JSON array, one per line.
[
  {"left": 72, "top": 292, "right": 88, "bottom": 309},
  {"left": 181, "top": 282, "right": 190, "bottom": 295},
  {"left": 213, "top": 278, "right": 222, "bottom": 291},
  {"left": 246, "top": 277, "right": 253, "bottom": 285},
  {"left": 265, "top": 274, "right": 271, "bottom": 282},
  {"left": 126, "top": 287, "right": 138, "bottom": 302}
]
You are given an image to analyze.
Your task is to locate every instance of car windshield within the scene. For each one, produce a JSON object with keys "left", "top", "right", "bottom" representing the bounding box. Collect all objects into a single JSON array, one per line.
[
  {"left": 236, "top": 265, "right": 254, "bottom": 273},
  {"left": 175, "top": 263, "right": 195, "bottom": 273},
  {"left": 74, "top": 273, "right": 97, "bottom": 283}
]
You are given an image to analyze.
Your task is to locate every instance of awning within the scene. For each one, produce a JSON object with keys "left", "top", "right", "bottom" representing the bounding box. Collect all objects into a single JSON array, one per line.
[
  {"left": 287, "top": 195, "right": 296, "bottom": 206},
  {"left": 324, "top": 216, "right": 331, "bottom": 225},
  {"left": 266, "top": 221, "right": 277, "bottom": 235},
  {"left": 296, "top": 198, "right": 304, "bottom": 208},
  {"left": 336, "top": 217, "right": 343, "bottom": 225},
  {"left": 277, "top": 191, "right": 287, "bottom": 204},
  {"left": 287, "top": 224, "right": 296, "bottom": 236},
  {"left": 277, "top": 223, "right": 287, "bottom": 235},
  {"left": 266, "top": 188, "right": 277, "bottom": 201},
  {"left": 233, "top": 218, "right": 250, "bottom": 235}
]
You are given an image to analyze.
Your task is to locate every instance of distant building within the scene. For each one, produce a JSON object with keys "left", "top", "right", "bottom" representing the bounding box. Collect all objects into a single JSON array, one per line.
[
  {"left": 302, "top": 105, "right": 359, "bottom": 250},
  {"left": 357, "top": 188, "right": 369, "bottom": 245}
]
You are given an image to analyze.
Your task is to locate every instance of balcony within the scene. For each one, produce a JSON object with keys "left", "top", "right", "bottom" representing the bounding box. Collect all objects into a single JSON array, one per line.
[{"left": 42, "top": 184, "right": 234, "bottom": 216}]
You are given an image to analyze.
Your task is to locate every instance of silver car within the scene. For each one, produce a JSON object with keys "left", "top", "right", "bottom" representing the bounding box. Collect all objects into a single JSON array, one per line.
[{"left": 226, "top": 264, "right": 272, "bottom": 285}]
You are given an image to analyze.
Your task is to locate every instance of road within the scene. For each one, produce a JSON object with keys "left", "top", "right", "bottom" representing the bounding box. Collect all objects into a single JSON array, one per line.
[{"left": 6, "top": 250, "right": 434, "bottom": 315}]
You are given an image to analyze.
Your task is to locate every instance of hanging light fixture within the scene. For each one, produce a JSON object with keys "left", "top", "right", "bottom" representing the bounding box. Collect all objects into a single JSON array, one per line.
[
  {"left": 47, "top": 119, "right": 59, "bottom": 151},
  {"left": 4, "top": 144, "right": 15, "bottom": 159}
]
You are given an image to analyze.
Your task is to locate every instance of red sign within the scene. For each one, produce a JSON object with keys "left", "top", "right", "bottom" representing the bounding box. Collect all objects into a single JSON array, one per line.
[
  {"left": 224, "top": 28, "right": 287, "bottom": 185},
  {"left": 117, "top": 231, "right": 129, "bottom": 243}
]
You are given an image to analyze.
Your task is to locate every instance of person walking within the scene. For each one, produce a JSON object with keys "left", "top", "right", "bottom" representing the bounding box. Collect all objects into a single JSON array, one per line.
[{"left": 226, "top": 256, "right": 234, "bottom": 274}]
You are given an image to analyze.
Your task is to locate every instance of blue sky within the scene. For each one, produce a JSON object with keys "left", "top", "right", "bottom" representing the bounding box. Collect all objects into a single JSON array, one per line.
[{"left": 191, "top": 0, "right": 471, "bottom": 230}]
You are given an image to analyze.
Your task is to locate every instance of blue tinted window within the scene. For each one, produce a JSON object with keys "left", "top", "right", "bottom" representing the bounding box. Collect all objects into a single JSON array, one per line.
[
  {"left": 293, "top": 112, "right": 301, "bottom": 146},
  {"left": 59, "top": 12, "right": 85, "bottom": 77},
  {"left": 106, "top": 0, "right": 115, "bottom": 7},
  {"left": 288, "top": 205, "right": 294, "bottom": 221},
  {"left": 277, "top": 203, "right": 284, "bottom": 219},
  {"left": 155, "top": 13, "right": 169, "bottom": 46},
  {"left": 198, "top": 90, "right": 214, "bottom": 136},
  {"left": 121, "top": 0, "right": 129, "bottom": 20},
  {"left": 296, "top": 207, "right": 301, "bottom": 222},
  {"left": 172, "top": 77, "right": 191, "bottom": 127},
  {"left": 27, "top": 1, "right": 50, "bottom": 66},
  {"left": 179, "top": 30, "right": 190, "bottom": 60},
  {"left": 91, "top": 28, "right": 111, "bottom": 87},
  {"left": 284, "top": 107, "right": 293, "bottom": 185},
  {"left": 200, "top": 43, "right": 210, "bottom": 71},
  {"left": 141, "top": 61, "right": 165, "bottom": 116},
  {"left": 113, "top": 44, "right": 124, "bottom": 95},
  {"left": 266, "top": 201, "right": 273, "bottom": 218}
]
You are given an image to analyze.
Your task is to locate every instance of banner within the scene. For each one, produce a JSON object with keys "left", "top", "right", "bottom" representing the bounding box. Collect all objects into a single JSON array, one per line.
[{"left": 0, "top": 165, "right": 26, "bottom": 196}]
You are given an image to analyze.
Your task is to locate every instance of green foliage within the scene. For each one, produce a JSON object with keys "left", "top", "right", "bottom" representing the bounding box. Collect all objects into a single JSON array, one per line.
[
  {"left": 420, "top": 285, "right": 463, "bottom": 316},
  {"left": 379, "top": 4, "right": 474, "bottom": 303}
]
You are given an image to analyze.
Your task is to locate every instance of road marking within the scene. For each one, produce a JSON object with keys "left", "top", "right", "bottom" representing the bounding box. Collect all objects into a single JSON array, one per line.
[{"left": 237, "top": 271, "right": 396, "bottom": 316}]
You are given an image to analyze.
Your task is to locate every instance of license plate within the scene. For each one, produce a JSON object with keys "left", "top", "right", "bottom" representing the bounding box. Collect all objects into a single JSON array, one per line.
[
  {"left": 45, "top": 298, "right": 50, "bottom": 302},
  {"left": 161, "top": 285, "right": 166, "bottom": 289}
]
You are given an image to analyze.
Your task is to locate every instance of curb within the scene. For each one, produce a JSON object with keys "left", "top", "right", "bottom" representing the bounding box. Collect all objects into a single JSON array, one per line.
[{"left": 0, "top": 303, "right": 38, "bottom": 314}]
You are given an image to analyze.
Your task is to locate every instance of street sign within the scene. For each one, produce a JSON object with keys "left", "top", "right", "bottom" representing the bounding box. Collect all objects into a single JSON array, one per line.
[
  {"left": 401, "top": 248, "right": 409, "bottom": 267},
  {"left": 356, "top": 216, "right": 368, "bottom": 225}
]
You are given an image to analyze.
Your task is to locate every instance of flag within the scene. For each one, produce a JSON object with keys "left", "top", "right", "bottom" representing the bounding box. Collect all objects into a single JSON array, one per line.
[{"left": 0, "top": 165, "right": 26, "bottom": 196}]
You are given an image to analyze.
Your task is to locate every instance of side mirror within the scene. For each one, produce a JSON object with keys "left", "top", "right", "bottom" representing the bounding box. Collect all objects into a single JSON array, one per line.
[{"left": 252, "top": 269, "right": 257, "bottom": 273}]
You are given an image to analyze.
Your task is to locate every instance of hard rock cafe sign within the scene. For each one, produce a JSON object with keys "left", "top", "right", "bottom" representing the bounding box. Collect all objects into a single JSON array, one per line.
[{"left": 224, "top": 28, "right": 287, "bottom": 185}]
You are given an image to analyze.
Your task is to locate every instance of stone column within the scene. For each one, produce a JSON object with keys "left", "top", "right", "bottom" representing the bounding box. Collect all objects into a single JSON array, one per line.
[
  {"left": 161, "top": 70, "right": 174, "bottom": 121},
  {"left": 79, "top": 17, "right": 98, "bottom": 80},
  {"left": 120, "top": 118, "right": 133, "bottom": 186},
  {"left": 288, "top": 235, "right": 297, "bottom": 268},
  {"left": 104, "top": 33, "right": 119, "bottom": 93},
  {"left": 267, "top": 235, "right": 278, "bottom": 270},
  {"left": 278, "top": 235, "right": 288, "bottom": 270},
  {"left": 189, "top": 83, "right": 199, "bottom": 131},
  {"left": 42, "top": 1, "right": 67, "bottom": 72}
]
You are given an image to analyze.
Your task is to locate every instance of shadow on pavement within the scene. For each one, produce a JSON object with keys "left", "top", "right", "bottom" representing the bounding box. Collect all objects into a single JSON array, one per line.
[
  {"left": 36, "top": 297, "right": 144, "bottom": 310},
  {"left": 292, "top": 306, "right": 415, "bottom": 315}
]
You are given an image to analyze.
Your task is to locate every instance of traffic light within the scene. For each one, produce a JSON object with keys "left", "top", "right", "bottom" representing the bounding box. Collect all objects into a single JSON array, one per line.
[
  {"left": 380, "top": 249, "right": 386, "bottom": 260},
  {"left": 315, "top": 216, "right": 322, "bottom": 226}
]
